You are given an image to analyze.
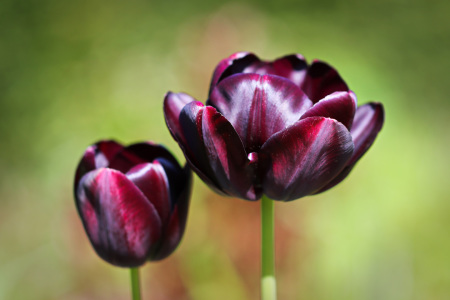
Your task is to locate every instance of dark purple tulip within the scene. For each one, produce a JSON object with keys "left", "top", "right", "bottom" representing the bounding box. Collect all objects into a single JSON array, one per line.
[
  {"left": 164, "top": 52, "right": 384, "bottom": 201},
  {"left": 74, "top": 140, "right": 192, "bottom": 267}
]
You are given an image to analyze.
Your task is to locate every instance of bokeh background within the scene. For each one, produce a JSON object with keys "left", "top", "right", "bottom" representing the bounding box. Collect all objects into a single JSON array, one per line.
[{"left": 1, "top": 0, "right": 449, "bottom": 299}]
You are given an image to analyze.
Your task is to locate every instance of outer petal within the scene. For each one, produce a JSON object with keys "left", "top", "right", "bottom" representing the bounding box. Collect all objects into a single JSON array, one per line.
[
  {"left": 179, "top": 102, "right": 259, "bottom": 200},
  {"left": 164, "top": 92, "right": 196, "bottom": 144},
  {"left": 348, "top": 102, "right": 385, "bottom": 165},
  {"left": 301, "top": 60, "right": 349, "bottom": 102},
  {"left": 74, "top": 140, "right": 124, "bottom": 189},
  {"left": 315, "top": 102, "right": 384, "bottom": 193},
  {"left": 178, "top": 101, "right": 224, "bottom": 192},
  {"left": 208, "top": 73, "right": 313, "bottom": 152},
  {"left": 300, "top": 91, "right": 357, "bottom": 130},
  {"left": 260, "top": 117, "right": 354, "bottom": 201},
  {"left": 126, "top": 162, "right": 171, "bottom": 226},
  {"left": 75, "top": 168, "right": 162, "bottom": 267},
  {"left": 152, "top": 165, "right": 192, "bottom": 260},
  {"left": 201, "top": 106, "right": 259, "bottom": 200}
]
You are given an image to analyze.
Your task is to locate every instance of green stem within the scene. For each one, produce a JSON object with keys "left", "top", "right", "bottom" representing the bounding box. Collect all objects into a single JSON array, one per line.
[
  {"left": 130, "top": 267, "right": 141, "bottom": 300},
  {"left": 261, "top": 195, "right": 277, "bottom": 300}
]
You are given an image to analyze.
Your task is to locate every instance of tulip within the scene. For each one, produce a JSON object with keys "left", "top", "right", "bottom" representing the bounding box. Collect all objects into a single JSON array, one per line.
[
  {"left": 164, "top": 52, "right": 384, "bottom": 202},
  {"left": 74, "top": 140, "right": 192, "bottom": 268}
]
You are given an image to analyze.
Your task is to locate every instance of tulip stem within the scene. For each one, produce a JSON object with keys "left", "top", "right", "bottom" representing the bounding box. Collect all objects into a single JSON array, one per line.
[
  {"left": 261, "top": 195, "right": 277, "bottom": 300},
  {"left": 130, "top": 267, "right": 141, "bottom": 300}
]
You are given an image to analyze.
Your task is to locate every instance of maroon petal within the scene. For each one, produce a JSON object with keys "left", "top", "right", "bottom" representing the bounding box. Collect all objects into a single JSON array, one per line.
[
  {"left": 301, "top": 60, "right": 349, "bottom": 102},
  {"left": 126, "top": 162, "right": 171, "bottom": 226},
  {"left": 209, "top": 53, "right": 309, "bottom": 93},
  {"left": 108, "top": 142, "right": 179, "bottom": 174},
  {"left": 95, "top": 140, "right": 125, "bottom": 166},
  {"left": 152, "top": 166, "right": 192, "bottom": 260},
  {"left": 300, "top": 91, "right": 357, "bottom": 130},
  {"left": 244, "top": 54, "right": 308, "bottom": 87},
  {"left": 179, "top": 102, "right": 259, "bottom": 199},
  {"left": 75, "top": 168, "right": 162, "bottom": 267},
  {"left": 260, "top": 117, "right": 354, "bottom": 201},
  {"left": 349, "top": 102, "right": 385, "bottom": 165},
  {"left": 209, "top": 52, "right": 260, "bottom": 94},
  {"left": 313, "top": 103, "right": 384, "bottom": 194},
  {"left": 164, "top": 95, "right": 221, "bottom": 191},
  {"left": 208, "top": 73, "right": 313, "bottom": 153},
  {"left": 269, "top": 54, "right": 308, "bottom": 86},
  {"left": 164, "top": 92, "right": 196, "bottom": 144},
  {"left": 74, "top": 140, "right": 124, "bottom": 190},
  {"left": 176, "top": 101, "right": 229, "bottom": 195},
  {"left": 201, "top": 106, "right": 260, "bottom": 200}
]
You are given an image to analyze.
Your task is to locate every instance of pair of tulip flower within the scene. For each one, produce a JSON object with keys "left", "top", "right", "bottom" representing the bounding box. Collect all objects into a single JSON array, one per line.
[{"left": 74, "top": 52, "right": 384, "bottom": 297}]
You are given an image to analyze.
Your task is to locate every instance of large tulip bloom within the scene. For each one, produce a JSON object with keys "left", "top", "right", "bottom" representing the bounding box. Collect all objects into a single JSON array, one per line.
[
  {"left": 74, "top": 140, "right": 192, "bottom": 267},
  {"left": 164, "top": 52, "right": 384, "bottom": 201}
]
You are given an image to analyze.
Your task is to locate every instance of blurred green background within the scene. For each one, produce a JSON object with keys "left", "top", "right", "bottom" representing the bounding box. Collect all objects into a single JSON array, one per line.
[{"left": 0, "top": 0, "right": 449, "bottom": 299}]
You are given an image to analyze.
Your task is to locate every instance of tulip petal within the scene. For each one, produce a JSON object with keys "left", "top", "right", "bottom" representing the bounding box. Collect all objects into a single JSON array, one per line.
[
  {"left": 209, "top": 53, "right": 309, "bottom": 94},
  {"left": 164, "top": 92, "right": 196, "bottom": 144},
  {"left": 260, "top": 117, "right": 354, "bottom": 201},
  {"left": 176, "top": 101, "right": 229, "bottom": 195},
  {"left": 108, "top": 142, "right": 179, "bottom": 174},
  {"left": 76, "top": 168, "right": 162, "bottom": 267},
  {"left": 246, "top": 54, "right": 308, "bottom": 87},
  {"left": 314, "top": 103, "right": 384, "bottom": 193},
  {"left": 179, "top": 102, "right": 218, "bottom": 180},
  {"left": 152, "top": 166, "right": 192, "bottom": 260},
  {"left": 164, "top": 96, "right": 220, "bottom": 191},
  {"left": 74, "top": 140, "right": 124, "bottom": 188},
  {"left": 126, "top": 162, "right": 171, "bottom": 226},
  {"left": 208, "top": 73, "right": 313, "bottom": 152},
  {"left": 201, "top": 106, "right": 260, "bottom": 200},
  {"left": 209, "top": 52, "right": 260, "bottom": 94},
  {"left": 349, "top": 102, "right": 385, "bottom": 165},
  {"left": 178, "top": 102, "right": 259, "bottom": 199},
  {"left": 301, "top": 60, "right": 348, "bottom": 102},
  {"left": 157, "top": 158, "right": 192, "bottom": 207},
  {"left": 300, "top": 91, "right": 357, "bottom": 130}
]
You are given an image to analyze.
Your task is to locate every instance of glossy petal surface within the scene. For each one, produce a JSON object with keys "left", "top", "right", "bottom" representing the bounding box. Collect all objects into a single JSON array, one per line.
[
  {"left": 243, "top": 54, "right": 308, "bottom": 86},
  {"left": 349, "top": 102, "right": 385, "bottom": 165},
  {"left": 108, "top": 143, "right": 178, "bottom": 174},
  {"left": 179, "top": 102, "right": 259, "bottom": 199},
  {"left": 209, "top": 52, "right": 259, "bottom": 93},
  {"left": 152, "top": 165, "right": 192, "bottom": 260},
  {"left": 260, "top": 117, "right": 354, "bottom": 201},
  {"left": 210, "top": 53, "right": 309, "bottom": 92},
  {"left": 76, "top": 168, "right": 162, "bottom": 267},
  {"left": 301, "top": 61, "right": 349, "bottom": 102},
  {"left": 315, "top": 102, "right": 384, "bottom": 193},
  {"left": 202, "top": 106, "right": 259, "bottom": 199},
  {"left": 152, "top": 169, "right": 192, "bottom": 260},
  {"left": 74, "top": 140, "right": 124, "bottom": 188},
  {"left": 126, "top": 162, "right": 171, "bottom": 226},
  {"left": 164, "top": 92, "right": 196, "bottom": 144},
  {"left": 208, "top": 73, "right": 312, "bottom": 152},
  {"left": 300, "top": 91, "right": 357, "bottom": 130}
]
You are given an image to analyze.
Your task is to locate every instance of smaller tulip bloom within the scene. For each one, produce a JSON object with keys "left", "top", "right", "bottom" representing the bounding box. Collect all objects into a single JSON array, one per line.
[
  {"left": 74, "top": 140, "right": 192, "bottom": 267},
  {"left": 164, "top": 52, "right": 384, "bottom": 201}
]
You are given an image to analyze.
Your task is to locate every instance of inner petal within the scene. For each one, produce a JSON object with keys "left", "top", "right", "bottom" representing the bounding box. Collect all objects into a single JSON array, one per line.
[
  {"left": 243, "top": 55, "right": 308, "bottom": 86},
  {"left": 208, "top": 73, "right": 313, "bottom": 153}
]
